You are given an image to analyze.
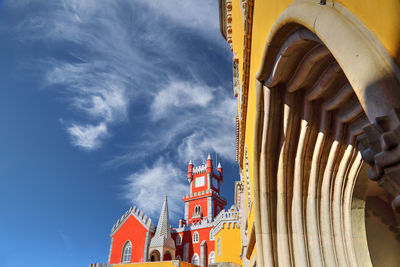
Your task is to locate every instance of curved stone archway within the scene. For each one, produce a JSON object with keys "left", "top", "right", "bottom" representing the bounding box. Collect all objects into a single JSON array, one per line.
[
  {"left": 149, "top": 250, "right": 161, "bottom": 262},
  {"left": 252, "top": 5, "right": 400, "bottom": 265}
]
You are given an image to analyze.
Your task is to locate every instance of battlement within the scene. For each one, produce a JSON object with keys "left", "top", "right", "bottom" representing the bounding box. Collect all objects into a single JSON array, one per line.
[
  {"left": 212, "top": 205, "right": 240, "bottom": 236},
  {"left": 110, "top": 206, "right": 154, "bottom": 236},
  {"left": 183, "top": 189, "right": 227, "bottom": 205},
  {"left": 193, "top": 164, "right": 207, "bottom": 174},
  {"left": 173, "top": 217, "right": 214, "bottom": 232}
]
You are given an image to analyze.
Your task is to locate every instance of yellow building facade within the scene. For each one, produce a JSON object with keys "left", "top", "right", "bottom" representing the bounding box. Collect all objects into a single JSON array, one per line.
[
  {"left": 219, "top": 0, "right": 400, "bottom": 266},
  {"left": 114, "top": 261, "right": 198, "bottom": 267},
  {"left": 213, "top": 210, "right": 242, "bottom": 266}
]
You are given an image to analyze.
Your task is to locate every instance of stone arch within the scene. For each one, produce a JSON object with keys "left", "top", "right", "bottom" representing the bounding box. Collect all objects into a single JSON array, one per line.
[
  {"left": 149, "top": 249, "right": 160, "bottom": 262},
  {"left": 252, "top": 2, "right": 400, "bottom": 267},
  {"left": 163, "top": 251, "right": 172, "bottom": 261}
]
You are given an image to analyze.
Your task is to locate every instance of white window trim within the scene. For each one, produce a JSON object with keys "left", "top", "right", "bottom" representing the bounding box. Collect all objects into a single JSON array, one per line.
[
  {"left": 209, "top": 229, "right": 214, "bottom": 241},
  {"left": 217, "top": 237, "right": 221, "bottom": 256},
  {"left": 208, "top": 251, "right": 215, "bottom": 264},
  {"left": 176, "top": 234, "right": 182, "bottom": 246},
  {"left": 121, "top": 240, "right": 132, "bottom": 263},
  {"left": 192, "top": 253, "right": 200, "bottom": 265},
  {"left": 193, "top": 231, "right": 199, "bottom": 243}
]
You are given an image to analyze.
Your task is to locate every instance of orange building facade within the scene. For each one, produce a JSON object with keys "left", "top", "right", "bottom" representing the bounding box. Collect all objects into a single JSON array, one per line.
[{"left": 96, "top": 155, "right": 240, "bottom": 267}]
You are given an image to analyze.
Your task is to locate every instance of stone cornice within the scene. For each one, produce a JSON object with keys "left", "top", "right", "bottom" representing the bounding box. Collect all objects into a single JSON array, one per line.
[{"left": 238, "top": 0, "right": 254, "bottom": 168}]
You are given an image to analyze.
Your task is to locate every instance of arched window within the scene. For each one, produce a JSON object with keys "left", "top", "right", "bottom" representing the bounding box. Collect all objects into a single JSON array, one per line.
[
  {"left": 209, "top": 251, "right": 215, "bottom": 264},
  {"left": 176, "top": 234, "right": 182, "bottom": 245},
  {"left": 209, "top": 229, "right": 214, "bottom": 240},
  {"left": 121, "top": 241, "right": 132, "bottom": 263},
  {"left": 193, "top": 231, "right": 199, "bottom": 243},
  {"left": 192, "top": 253, "right": 199, "bottom": 265}
]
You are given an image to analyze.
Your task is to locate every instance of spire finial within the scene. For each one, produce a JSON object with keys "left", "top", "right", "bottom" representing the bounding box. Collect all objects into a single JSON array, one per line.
[
  {"left": 189, "top": 160, "right": 193, "bottom": 165},
  {"left": 207, "top": 154, "right": 211, "bottom": 160},
  {"left": 218, "top": 162, "right": 222, "bottom": 168}
]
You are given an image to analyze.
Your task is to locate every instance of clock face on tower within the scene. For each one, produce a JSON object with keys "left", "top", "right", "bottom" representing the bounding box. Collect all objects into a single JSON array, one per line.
[
  {"left": 212, "top": 178, "right": 218, "bottom": 189},
  {"left": 195, "top": 176, "right": 205, "bottom": 187}
]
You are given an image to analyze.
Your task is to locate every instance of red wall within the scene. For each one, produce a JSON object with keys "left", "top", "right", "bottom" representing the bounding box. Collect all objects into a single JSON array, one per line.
[
  {"left": 109, "top": 215, "right": 149, "bottom": 264},
  {"left": 173, "top": 227, "right": 215, "bottom": 266}
]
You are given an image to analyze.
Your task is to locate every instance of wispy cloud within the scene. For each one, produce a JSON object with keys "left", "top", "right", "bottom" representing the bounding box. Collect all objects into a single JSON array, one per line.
[
  {"left": 6, "top": 0, "right": 235, "bottom": 219},
  {"left": 67, "top": 122, "right": 108, "bottom": 150},
  {"left": 151, "top": 79, "right": 214, "bottom": 120},
  {"left": 123, "top": 158, "right": 188, "bottom": 218}
]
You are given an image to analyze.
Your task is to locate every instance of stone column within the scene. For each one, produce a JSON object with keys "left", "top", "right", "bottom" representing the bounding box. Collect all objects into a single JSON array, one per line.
[{"left": 143, "top": 231, "right": 151, "bottom": 262}]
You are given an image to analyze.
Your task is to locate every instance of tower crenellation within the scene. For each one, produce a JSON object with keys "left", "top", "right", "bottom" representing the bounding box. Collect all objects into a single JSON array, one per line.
[{"left": 183, "top": 154, "right": 227, "bottom": 224}]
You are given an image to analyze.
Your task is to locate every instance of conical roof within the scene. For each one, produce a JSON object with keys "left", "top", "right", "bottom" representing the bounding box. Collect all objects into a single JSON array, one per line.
[
  {"left": 149, "top": 196, "right": 175, "bottom": 249},
  {"left": 155, "top": 195, "right": 171, "bottom": 238}
]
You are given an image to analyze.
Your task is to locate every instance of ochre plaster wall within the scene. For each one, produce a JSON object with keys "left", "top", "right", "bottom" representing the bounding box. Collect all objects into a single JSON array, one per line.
[
  {"left": 114, "top": 261, "right": 199, "bottom": 267},
  {"left": 214, "top": 223, "right": 242, "bottom": 265},
  {"left": 228, "top": 0, "right": 400, "bottom": 262}
]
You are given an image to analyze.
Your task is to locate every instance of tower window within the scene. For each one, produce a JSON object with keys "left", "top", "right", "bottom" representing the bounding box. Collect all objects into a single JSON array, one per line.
[
  {"left": 193, "top": 231, "right": 199, "bottom": 243},
  {"left": 121, "top": 241, "right": 132, "bottom": 263},
  {"left": 193, "top": 205, "right": 202, "bottom": 217}
]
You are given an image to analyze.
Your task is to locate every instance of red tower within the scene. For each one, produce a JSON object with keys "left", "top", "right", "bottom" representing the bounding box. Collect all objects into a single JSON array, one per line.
[{"left": 183, "top": 155, "right": 226, "bottom": 224}]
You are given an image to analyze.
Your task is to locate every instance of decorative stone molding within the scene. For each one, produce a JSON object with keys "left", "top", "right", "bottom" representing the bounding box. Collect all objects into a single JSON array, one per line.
[
  {"left": 243, "top": 147, "right": 252, "bottom": 215},
  {"left": 212, "top": 206, "right": 240, "bottom": 236},
  {"left": 218, "top": 0, "right": 233, "bottom": 48},
  {"left": 358, "top": 109, "right": 400, "bottom": 210}
]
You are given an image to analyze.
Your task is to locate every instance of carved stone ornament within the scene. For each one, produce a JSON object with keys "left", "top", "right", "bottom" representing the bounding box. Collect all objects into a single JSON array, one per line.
[{"left": 358, "top": 109, "right": 400, "bottom": 211}]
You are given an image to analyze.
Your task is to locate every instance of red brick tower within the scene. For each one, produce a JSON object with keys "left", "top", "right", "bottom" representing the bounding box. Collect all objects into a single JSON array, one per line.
[{"left": 183, "top": 155, "right": 227, "bottom": 224}]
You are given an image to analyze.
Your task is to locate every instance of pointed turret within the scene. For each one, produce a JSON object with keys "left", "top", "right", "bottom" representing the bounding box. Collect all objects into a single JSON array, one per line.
[
  {"left": 187, "top": 160, "right": 194, "bottom": 182},
  {"left": 206, "top": 154, "right": 213, "bottom": 174},
  {"left": 155, "top": 195, "right": 172, "bottom": 239},
  {"left": 218, "top": 162, "right": 223, "bottom": 182},
  {"left": 149, "top": 196, "right": 175, "bottom": 260}
]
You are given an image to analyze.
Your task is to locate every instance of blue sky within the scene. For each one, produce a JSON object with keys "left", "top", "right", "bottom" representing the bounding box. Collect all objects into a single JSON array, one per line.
[{"left": 0, "top": 1, "right": 237, "bottom": 266}]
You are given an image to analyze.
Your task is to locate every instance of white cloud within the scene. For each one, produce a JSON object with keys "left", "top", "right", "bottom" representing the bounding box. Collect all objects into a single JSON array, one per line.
[
  {"left": 136, "top": 0, "right": 220, "bottom": 39},
  {"left": 67, "top": 122, "right": 108, "bottom": 150},
  {"left": 151, "top": 79, "right": 214, "bottom": 120},
  {"left": 7, "top": 0, "right": 236, "bottom": 220},
  {"left": 124, "top": 158, "right": 188, "bottom": 218}
]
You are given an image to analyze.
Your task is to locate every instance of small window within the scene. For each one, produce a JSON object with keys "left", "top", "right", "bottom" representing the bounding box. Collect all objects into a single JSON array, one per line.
[
  {"left": 193, "top": 231, "right": 199, "bottom": 243},
  {"left": 209, "top": 251, "right": 215, "bottom": 264},
  {"left": 192, "top": 254, "right": 199, "bottom": 265},
  {"left": 176, "top": 234, "right": 182, "bottom": 246},
  {"left": 121, "top": 241, "right": 132, "bottom": 263},
  {"left": 209, "top": 229, "right": 214, "bottom": 241},
  {"left": 217, "top": 237, "right": 221, "bottom": 256}
]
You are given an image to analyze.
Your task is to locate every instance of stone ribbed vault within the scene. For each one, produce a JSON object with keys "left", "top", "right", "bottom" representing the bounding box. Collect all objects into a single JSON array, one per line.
[{"left": 252, "top": 25, "right": 400, "bottom": 267}]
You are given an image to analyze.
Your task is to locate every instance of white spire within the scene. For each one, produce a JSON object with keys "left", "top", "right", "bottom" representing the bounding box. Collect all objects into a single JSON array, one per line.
[
  {"left": 156, "top": 195, "right": 171, "bottom": 238},
  {"left": 207, "top": 154, "right": 211, "bottom": 160},
  {"left": 149, "top": 195, "right": 175, "bottom": 250},
  {"left": 218, "top": 162, "right": 222, "bottom": 168},
  {"left": 189, "top": 160, "right": 193, "bottom": 165}
]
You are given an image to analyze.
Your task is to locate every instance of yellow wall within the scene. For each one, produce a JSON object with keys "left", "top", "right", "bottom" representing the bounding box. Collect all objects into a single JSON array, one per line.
[
  {"left": 227, "top": 0, "right": 400, "bottom": 263},
  {"left": 114, "top": 261, "right": 198, "bottom": 267},
  {"left": 115, "top": 262, "right": 175, "bottom": 267},
  {"left": 214, "top": 223, "right": 242, "bottom": 265}
]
